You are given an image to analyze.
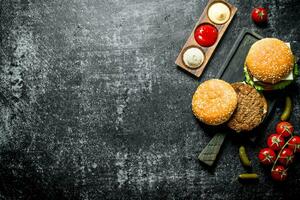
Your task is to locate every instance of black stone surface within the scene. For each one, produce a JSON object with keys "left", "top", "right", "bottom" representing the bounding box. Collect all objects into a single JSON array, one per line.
[{"left": 0, "top": 0, "right": 300, "bottom": 199}]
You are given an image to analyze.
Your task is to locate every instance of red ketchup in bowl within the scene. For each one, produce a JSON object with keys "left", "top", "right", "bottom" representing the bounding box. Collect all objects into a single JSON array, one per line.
[{"left": 194, "top": 24, "right": 218, "bottom": 47}]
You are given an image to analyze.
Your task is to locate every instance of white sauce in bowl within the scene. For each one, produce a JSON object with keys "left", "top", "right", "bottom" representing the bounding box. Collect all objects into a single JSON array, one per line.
[
  {"left": 208, "top": 2, "right": 231, "bottom": 24},
  {"left": 183, "top": 47, "right": 205, "bottom": 69}
]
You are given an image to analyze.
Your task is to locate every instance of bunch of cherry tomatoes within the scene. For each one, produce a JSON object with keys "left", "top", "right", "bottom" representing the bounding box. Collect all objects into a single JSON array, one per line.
[{"left": 258, "top": 121, "right": 300, "bottom": 181}]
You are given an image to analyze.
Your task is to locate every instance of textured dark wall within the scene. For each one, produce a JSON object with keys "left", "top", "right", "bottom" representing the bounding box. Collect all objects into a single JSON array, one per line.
[{"left": 0, "top": 0, "right": 300, "bottom": 199}]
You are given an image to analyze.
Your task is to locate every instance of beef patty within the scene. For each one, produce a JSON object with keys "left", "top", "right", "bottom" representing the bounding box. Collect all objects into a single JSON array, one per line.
[{"left": 226, "top": 82, "right": 268, "bottom": 132}]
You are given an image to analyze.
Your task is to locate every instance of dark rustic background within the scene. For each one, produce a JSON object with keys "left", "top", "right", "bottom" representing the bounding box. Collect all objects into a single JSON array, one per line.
[{"left": 0, "top": 0, "right": 300, "bottom": 199}]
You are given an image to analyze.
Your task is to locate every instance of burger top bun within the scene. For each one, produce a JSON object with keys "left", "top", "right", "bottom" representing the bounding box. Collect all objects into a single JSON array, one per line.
[
  {"left": 192, "top": 79, "right": 237, "bottom": 126},
  {"left": 245, "top": 38, "right": 294, "bottom": 84}
]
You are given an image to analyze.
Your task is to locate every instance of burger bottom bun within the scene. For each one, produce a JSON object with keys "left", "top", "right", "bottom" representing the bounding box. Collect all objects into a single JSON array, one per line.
[{"left": 226, "top": 82, "right": 268, "bottom": 132}]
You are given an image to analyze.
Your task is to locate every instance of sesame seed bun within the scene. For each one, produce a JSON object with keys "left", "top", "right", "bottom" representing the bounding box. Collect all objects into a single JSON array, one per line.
[
  {"left": 226, "top": 82, "right": 268, "bottom": 132},
  {"left": 192, "top": 79, "right": 238, "bottom": 125},
  {"left": 245, "top": 38, "right": 294, "bottom": 84}
]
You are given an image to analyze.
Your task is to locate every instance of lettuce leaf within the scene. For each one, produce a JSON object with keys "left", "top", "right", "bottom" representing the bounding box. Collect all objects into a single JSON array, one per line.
[
  {"left": 244, "top": 67, "right": 264, "bottom": 90},
  {"left": 244, "top": 63, "right": 298, "bottom": 91}
]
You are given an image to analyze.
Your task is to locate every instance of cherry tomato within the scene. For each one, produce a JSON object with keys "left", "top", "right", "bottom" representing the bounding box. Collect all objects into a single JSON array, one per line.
[
  {"left": 271, "top": 165, "right": 288, "bottom": 181},
  {"left": 276, "top": 121, "right": 294, "bottom": 137},
  {"left": 251, "top": 7, "right": 268, "bottom": 24},
  {"left": 278, "top": 148, "right": 294, "bottom": 166},
  {"left": 288, "top": 136, "right": 300, "bottom": 153},
  {"left": 267, "top": 134, "right": 285, "bottom": 151},
  {"left": 194, "top": 24, "right": 218, "bottom": 47},
  {"left": 258, "top": 148, "right": 276, "bottom": 165}
]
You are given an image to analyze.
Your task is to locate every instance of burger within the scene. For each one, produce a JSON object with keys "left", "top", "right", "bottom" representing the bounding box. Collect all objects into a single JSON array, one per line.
[
  {"left": 192, "top": 80, "right": 267, "bottom": 132},
  {"left": 244, "top": 38, "right": 298, "bottom": 90}
]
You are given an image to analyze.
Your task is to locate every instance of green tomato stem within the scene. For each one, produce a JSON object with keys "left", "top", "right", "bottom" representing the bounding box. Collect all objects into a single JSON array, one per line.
[{"left": 271, "top": 136, "right": 293, "bottom": 171}]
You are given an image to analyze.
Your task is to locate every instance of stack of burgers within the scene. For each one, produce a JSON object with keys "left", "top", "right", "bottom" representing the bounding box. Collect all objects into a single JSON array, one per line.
[{"left": 192, "top": 38, "right": 298, "bottom": 132}]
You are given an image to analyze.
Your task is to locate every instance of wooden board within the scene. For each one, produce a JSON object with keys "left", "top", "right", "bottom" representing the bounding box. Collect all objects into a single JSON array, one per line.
[
  {"left": 198, "top": 28, "right": 277, "bottom": 166},
  {"left": 175, "top": 0, "right": 237, "bottom": 77}
]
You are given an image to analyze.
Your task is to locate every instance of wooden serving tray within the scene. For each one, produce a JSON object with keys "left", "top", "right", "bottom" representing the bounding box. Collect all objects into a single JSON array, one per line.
[
  {"left": 175, "top": 0, "right": 237, "bottom": 77},
  {"left": 198, "top": 28, "right": 278, "bottom": 166}
]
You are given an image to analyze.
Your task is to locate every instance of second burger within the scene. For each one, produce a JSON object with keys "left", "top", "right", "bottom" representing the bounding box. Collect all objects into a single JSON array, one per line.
[{"left": 192, "top": 79, "right": 268, "bottom": 132}]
